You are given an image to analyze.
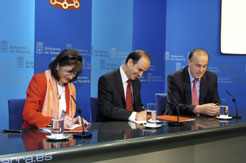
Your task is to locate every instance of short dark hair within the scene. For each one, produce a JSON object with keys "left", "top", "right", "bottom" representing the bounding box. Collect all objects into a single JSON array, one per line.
[
  {"left": 49, "top": 49, "right": 82, "bottom": 82},
  {"left": 188, "top": 48, "right": 210, "bottom": 61},
  {"left": 125, "top": 50, "right": 150, "bottom": 65}
]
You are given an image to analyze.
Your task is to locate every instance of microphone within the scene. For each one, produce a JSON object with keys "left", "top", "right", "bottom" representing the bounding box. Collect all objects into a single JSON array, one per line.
[
  {"left": 167, "top": 90, "right": 183, "bottom": 126},
  {"left": 225, "top": 90, "right": 241, "bottom": 119},
  {"left": 71, "top": 95, "right": 92, "bottom": 138}
]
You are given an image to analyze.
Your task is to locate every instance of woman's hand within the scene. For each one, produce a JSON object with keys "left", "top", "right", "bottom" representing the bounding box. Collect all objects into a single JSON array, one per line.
[
  {"left": 64, "top": 115, "right": 73, "bottom": 128},
  {"left": 64, "top": 115, "right": 91, "bottom": 128},
  {"left": 73, "top": 116, "right": 91, "bottom": 126}
]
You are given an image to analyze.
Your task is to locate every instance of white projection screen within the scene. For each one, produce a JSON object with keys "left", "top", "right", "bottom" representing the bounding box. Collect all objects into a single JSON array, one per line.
[{"left": 221, "top": 0, "right": 246, "bottom": 55}]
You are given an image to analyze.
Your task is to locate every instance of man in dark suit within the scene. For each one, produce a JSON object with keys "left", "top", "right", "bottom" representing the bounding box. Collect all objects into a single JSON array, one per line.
[
  {"left": 165, "top": 48, "right": 220, "bottom": 116},
  {"left": 97, "top": 50, "right": 151, "bottom": 121}
]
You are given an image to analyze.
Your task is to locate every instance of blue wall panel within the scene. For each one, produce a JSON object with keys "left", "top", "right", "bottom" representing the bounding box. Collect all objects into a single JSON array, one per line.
[
  {"left": 0, "top": 0, "right": 35, "bottom": 129},
  {"left": 133, "top": 0, "right": 166, "bottom": 106},
  {"left": 91, "top": 0, "right": 133, "bottom": 97}
]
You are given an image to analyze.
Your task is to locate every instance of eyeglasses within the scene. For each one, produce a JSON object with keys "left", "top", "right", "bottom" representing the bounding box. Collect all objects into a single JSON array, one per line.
[
  {"left": 62, "top": 67, "right": 77, "bottom": 76},
  {"left": 60, "top": 54, "right": 82, "bottom": 62}
]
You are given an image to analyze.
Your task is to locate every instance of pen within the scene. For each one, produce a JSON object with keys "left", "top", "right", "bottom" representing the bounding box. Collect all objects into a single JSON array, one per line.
[{"left": 3, "top": 129, "right": 23, "bottom": 133}]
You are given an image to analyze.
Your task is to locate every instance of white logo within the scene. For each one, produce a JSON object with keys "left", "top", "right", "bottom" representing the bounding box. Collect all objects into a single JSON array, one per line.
[{"left": 36, "top": 42, "right": 44, "bottom": 54}]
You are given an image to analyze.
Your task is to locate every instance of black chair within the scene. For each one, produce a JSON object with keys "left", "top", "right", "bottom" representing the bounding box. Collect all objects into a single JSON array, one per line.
[
  {"left": 90, "top": 97, "right": 98, "bottom": 122},
  {"left": 8, "top": 99, "right": 25, "bottom": 129},
  {"left": 155, "top": 93, "right": 167, "bottom": 115}
]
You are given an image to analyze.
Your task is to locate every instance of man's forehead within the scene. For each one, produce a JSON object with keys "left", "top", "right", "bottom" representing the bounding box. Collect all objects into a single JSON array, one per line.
[
  {"left": 137, "top": 59, "right": 150, "bottom": 71},
  {"left": 191, "top": 54, "right": 208, "bottom": 61}
]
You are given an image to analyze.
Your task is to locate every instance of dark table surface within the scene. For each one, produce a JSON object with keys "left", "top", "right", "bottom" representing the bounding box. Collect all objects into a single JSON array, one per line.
[{"left": 1, "top": 115, "right": 246, "bottom": 162}]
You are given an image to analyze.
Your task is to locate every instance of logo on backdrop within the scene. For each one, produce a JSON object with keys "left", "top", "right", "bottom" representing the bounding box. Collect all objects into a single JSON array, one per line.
[
  {"left": 36, "top": 42, "right": 44, "bottom": 54},
  {"left": 0, "top": 40, "right": 8, "bottom": 53},
  {"left": 49, "top": 0, "right": 80, "bottom": 10}
]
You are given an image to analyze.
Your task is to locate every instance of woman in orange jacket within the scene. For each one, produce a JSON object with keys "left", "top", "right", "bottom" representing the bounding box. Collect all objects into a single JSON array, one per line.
[{"left": 22, "top": 49, "right": 90, "bottom": 128}]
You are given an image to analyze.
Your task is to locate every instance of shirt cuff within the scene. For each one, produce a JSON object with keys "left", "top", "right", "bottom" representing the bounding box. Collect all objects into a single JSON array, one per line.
[{"left": 128, "top": 111, "right": 137, "bottom": 122}]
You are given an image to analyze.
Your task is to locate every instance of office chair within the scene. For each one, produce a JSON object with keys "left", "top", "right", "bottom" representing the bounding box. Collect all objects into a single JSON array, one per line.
[
  {"left": 155, "top": 93, "right": 167, "bottom": 115},
  {"left": 8, "top": 99, "right": 25, "bottom": 129},
  {"left": 90, "top": 97, "right": 98, "bottom": 123}
]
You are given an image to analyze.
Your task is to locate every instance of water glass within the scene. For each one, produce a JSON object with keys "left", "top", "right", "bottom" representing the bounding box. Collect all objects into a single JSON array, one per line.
[
  {"left": 146, "top": 103, "right": 157, "bottom": 124},
  {"left": 219, "top": 99, "right": 229, "bottom": 116},
  {"left": 51, "top": 118, "right": 64, "bottom": 137}
]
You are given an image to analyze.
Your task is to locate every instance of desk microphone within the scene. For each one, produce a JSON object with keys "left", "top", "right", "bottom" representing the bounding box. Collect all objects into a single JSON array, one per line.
[
  {"left": 167, "top": 90, "right": 183, "bottom": 126},
  {"left": 71, "top": 95, "right": 92, "bottom": 138},
  {"left": 225, "top": 90, "right": 241, "bottom": 119}
]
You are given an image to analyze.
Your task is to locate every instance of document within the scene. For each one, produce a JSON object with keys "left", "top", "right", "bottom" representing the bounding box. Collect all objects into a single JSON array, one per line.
[{"left": 157, "top": 115, "right": 194, "bottom": 122}]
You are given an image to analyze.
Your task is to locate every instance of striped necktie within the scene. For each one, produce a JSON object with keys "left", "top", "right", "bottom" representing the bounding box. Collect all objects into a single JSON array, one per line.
[{"left": 192, "top": 79, "right": 199, "bottom": 106}]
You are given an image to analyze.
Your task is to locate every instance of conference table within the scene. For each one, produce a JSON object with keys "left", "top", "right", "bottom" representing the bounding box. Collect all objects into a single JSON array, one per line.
[{"left": 1, "top": 115, "right": 246, "bottom": 163}]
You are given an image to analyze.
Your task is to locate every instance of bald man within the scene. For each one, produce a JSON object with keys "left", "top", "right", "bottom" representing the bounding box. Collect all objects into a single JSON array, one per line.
[
  {"left": 165, "top": 48, "right": 220, "bottom": 117},
  {"left": 97, "top": 50, "right": 151, "bottom": 121}
]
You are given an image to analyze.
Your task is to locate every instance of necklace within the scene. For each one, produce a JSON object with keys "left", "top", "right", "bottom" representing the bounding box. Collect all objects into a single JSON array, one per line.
[
  {"left": 56, "top": 82, "right": 61, "bottom": 99},
  {"left": 56, "top": 82, "right": 65, "bottom": 100},
  {"left": 58, "top": 92, "right": 61, "bottom": 100}
]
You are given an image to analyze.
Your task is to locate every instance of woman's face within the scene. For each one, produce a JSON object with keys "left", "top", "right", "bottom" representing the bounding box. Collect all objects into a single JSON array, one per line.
[{"left": 56, "top": 65, "right": 76, "bottom": 85}]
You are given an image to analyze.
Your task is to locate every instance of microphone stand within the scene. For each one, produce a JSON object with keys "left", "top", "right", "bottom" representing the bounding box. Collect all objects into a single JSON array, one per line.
[
  {"left": 167, "top": 91, "right": 183, "bottom": 126},
  {"left": 71, "top": 95, "right": 92, "bottom": 138},
  {"left": 225, "top": 90, "right": 241, "bottom": 119}
]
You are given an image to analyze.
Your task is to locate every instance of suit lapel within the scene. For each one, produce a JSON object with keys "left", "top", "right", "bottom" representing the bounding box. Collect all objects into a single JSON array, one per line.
[
  {"left": 184, "top": 67, "right": 192, "bottom": 104},
  {"left": 132, "top": 80, "right": 138, "bottom": 107},
  {"left": 114, "top": 69, "right": 126, "bottom": 103},
  {"left": 199, "top": 73, "right": 208, "bottom": 104}
]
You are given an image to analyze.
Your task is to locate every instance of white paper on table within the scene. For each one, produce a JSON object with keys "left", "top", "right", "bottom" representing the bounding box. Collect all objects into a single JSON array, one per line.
[
  {"left": 130, "top": 119, "right": 146, "bottom": 124},
  {"left": 64, "top": 124, "right": 81, "bottom": 130}
]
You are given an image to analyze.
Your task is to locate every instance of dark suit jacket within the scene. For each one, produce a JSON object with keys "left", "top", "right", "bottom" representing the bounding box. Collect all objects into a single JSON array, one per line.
[
  {"left": 165, "top": 66, "right": 220, "bottom": 116},
  {"left": 97, "top": 68, "right": 144, "bottom": 121}
]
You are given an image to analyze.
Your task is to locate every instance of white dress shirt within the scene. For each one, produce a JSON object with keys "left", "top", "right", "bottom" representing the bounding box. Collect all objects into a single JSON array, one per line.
[
  {"left": 57, "top": 83, "right": 66, "bottom": 118},
  {"left": 120, "top": 66, "right": 137, "bottom": 121}
]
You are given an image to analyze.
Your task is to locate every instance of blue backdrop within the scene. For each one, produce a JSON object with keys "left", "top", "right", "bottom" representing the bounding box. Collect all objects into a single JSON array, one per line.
[
  {"left": 132, "top": 0, "right": 166, "bottom": 106},
  {"left": 91, "top": 0, "right": 134, "bottom": 98},
  {"left": 0, "top": 0, "right": 35, "bottom": 129}
]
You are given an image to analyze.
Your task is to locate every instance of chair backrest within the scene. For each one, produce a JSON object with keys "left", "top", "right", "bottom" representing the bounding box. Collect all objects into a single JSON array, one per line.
[
  {"left": 155, "top": 93, "right": 167, "bottom": 115},
  {"left": 90, "top": 97, "right": 98, "bottom": 123},
  {"left": 8, "top": 99, "right": 25, "bottom": 129}
]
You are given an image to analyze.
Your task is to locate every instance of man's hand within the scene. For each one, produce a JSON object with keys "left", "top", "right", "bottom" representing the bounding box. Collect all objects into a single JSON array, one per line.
[
  {"left": 194, "top": 103, "right": 220, "bottom": 116},
  {"left": 136, "top": 110, "right": 146, "bottom": 121}
]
